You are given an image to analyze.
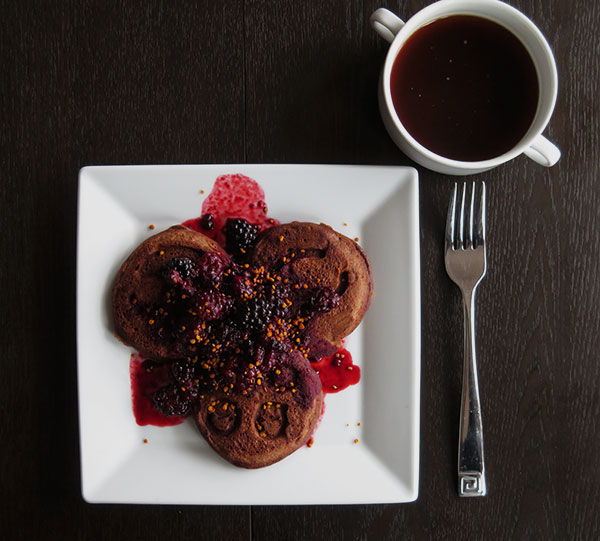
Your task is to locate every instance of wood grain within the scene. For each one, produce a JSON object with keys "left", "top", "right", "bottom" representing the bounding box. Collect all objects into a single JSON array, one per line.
[{"left": 1, "top": 0, "right": 599, "bottom": 539}]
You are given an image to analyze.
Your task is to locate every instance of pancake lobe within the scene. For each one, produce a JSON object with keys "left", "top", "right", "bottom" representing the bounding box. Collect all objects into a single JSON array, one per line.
[
  {"left": 251, "top": 222, "right": 373, "bottom": 347},
  {"left": 112, "top": 226, "right": 229, "bottom": 359},
  {"left": 195, "top": 351, "right": 323, "bottom": 469}
]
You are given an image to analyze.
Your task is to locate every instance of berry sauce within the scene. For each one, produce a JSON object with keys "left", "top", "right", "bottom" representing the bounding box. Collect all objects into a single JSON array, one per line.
[
  {"left": 183, "top": 174, "right": 279, "bottom": 244},
  {"left": 130, "top": 354, "right": 186, "bottom": 426},
  {"left": 310, "top": 348, "right": 360, "bottom": 395}
]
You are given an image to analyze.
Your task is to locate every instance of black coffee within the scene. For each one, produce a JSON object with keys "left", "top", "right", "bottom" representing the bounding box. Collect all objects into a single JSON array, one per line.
[{"left": 390, "top": 15, "right": 539, "bottom": 161}]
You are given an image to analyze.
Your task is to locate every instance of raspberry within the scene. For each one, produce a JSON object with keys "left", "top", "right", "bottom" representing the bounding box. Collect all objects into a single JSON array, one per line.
[
  {"left": 196, "top": 252, "right": 227, "bottom": 284},
  {"left": 194, "top": 290, "right": 232, "bottom": 320},
  {"left": 223, "top": 218, "right": 259, "bottom": 256},
  {"left": 232, "top": 275, "right": 254, "bottom": 298}
]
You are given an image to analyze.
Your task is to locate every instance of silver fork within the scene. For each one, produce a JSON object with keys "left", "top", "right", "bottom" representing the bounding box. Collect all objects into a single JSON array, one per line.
[{"left": 445, "top": 181, "right": 487, "bottom": 497}]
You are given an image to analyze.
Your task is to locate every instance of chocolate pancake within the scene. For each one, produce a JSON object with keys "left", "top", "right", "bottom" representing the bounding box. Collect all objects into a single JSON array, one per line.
[
  {"left": 112, "top": 226, "right": 229, "bottom": 359},
  {"left": 251, "top": 222, "right": 373, "bottom": 347},
  {"left": 195, "top": 351, "right": 323, "bottom": 469}
]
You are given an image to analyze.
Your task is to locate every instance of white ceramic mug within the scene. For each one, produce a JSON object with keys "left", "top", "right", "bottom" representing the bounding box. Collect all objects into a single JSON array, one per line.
[{"left": 371, "top": 0, "right": 560, "bottom": 176}]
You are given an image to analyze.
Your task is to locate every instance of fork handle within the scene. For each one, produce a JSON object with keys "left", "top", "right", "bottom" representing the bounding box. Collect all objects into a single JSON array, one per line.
[{"left": 458, "top": 288, "right": 487, "bottom": 497}]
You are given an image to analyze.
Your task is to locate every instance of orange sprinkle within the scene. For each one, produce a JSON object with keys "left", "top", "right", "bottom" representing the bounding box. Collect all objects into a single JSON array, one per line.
[
  {"left": 148, "top": 319, "right": 155, "bottom": 325},
  {"left": 357, "top": 422, "right": 361, "bottom": 426},
  {"left": 307, "top": 438, "right": 314, "bottom": 448},
  {"left": 200, "top": 189, "right": 205, "bottom": 194},
  {"left": 148, "top": 224, "right": 155, "bottom": 230},
  {"left": 343, "top": 222, "right": 348, "bottom": 226},
  {"left": 354, "top": 439, "right": 359, "bottom": 444},
  {"left": 354, "top": 237, "right": 359, "bottom": 242},
  {"left": 159, "top": 250, "right": 165, "bottom": 255},
  {"left": 143, "top": 438, "right": 148, "bottom": 443}
]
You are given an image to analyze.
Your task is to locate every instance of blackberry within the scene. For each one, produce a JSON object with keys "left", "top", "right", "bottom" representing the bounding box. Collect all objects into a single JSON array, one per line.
[
  {"left": 152, "top": 384, "right": 195, "bottom": 416},
  {"left": 199, "top": 213, "right": 215, "bottom": 231},
  {"left": 163, "top": 257, "right": 198, "bottom": 281},
  {"left": 170, "top": 360, "right": 199, "bottom": 392},
  {"left": 236, "top": 296, "right": 275, "bottom": 331},
  {"left": 223, "top": 218, "right": 259, "bottom": 255}
]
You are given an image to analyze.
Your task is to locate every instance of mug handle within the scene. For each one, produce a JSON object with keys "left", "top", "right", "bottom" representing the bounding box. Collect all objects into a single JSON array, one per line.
[
  {"left": 523, "top": 135, "right": 561, "bottom": 167},
  {"left": 370, "top": 8, "right": 405, "bottom": 43}
]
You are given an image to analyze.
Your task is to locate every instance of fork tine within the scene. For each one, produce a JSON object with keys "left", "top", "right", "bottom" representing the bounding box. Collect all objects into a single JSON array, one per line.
[
  {"left": 446, "top": 183, "right": 457, "bottom": 250},
  {"left": 475, "top": 181, "right": 486, "bottom": 247},
  {"left": 468, "top": 182, "right": 475, "bottom": 248},
  {"left": 459, "top": 182, "right": 466, "bottom": 249}
]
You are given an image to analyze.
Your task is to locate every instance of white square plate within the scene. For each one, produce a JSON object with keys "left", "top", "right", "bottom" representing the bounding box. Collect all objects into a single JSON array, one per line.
[{"left": 77, "top": 164, "right": 420, "bottom": 504}]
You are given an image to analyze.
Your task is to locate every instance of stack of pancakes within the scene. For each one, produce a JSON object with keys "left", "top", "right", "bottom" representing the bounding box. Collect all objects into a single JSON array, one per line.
[{"left": 112, "top": 222, "right": 372, "bottom": 468}]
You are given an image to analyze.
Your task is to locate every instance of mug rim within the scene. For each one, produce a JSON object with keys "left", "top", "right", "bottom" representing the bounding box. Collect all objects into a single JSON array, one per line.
[{"left": 381, "top": 0, "right": 559, "bottom": 169}]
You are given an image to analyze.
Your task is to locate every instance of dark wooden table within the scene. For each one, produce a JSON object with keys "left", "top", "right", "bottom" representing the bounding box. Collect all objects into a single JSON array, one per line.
[{"left": 2, "top": 1, "right": 599, "bottom": 539}]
